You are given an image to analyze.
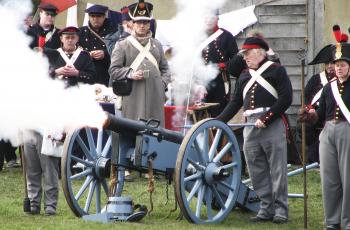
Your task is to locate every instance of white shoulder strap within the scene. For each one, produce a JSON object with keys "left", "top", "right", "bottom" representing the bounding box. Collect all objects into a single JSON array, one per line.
[
  {"left": 197, "top": 29, "right": 224, "bottom": 52},
  {"left": 45, "top": 27, "right": 57, "bottom": 43},
  {"left": 319, "top": 71, "right": 328, "bottom": 86},
  {"left": 243, "top": 61, "right": 275, "bottom": 99},
  {"left": 127, "top": 36, "right": 159, "bottom": 70},
  {"left": 57, "top": 47, "right": 82, "bottom": 66},
  {"left": 311, "top": 72, "right": 328, "bottom": 105},
  {"left": 331, "top": 80, "right": 350, "bottom": 124}
]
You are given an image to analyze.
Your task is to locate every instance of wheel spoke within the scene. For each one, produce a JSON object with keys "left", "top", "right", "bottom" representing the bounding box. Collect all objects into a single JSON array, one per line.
[
  {"left": 96, "top": 181, "right": 101, "bottom": 213},
  {"left": 213, "top": 142, "right": 232, "bottom": 163},
  {"left": 193, "top": 139, "right": 206, "bottom": 164},
  {"left": 76, "top": 135, "right": 94, "bottom": 160},
  {"left": 195, "top": 184, "right": 206, "bottom": 218},
  {"left": 101, "top": 179, "right": 109, "bottom": 195},
  {"left": 187, "top": 157, "right": 206, "bottom": 171},
  {"left": 96, "top": 129, "right": 103, "bottom": 156},
  {"left": 85, "top": 128, "right": 97, "bottom": 158},
  {"left": 210, "top": 185, "right": 225, "bottom": 210},
  {"left": 84, "top": 179, "right": 96, "bottom": 213},
  {"left": 218, "top": 181, "right": 235, "bottom": 191},
  {"left": 101, "top": 135, "right": 112, "bottom": 158},
  {"left": 70, "top": 168, "right": 92, "bottom": 180},
  {"left": 202, "top": 129, "right": 209, "bottom": 159},
  {"left": 71, "top": 155, "right": 94, "bottom": 167},
  {"left": 187, "top": 179, "right": 202, "bottom": 203},
  {"left": 75, "top": 176, "right": 93, "bottom": 201},
  {"left": 205, "top": 188, "right": 213, "bottom": 220},
  {"left": 221, "top": 162, "right": 238, "bottom": 170},
  {"left": 184, "top": 172, "right": 203, "bottom": 182},
  {"left": 208, "top": 129, "right": 222, "bottom": 161}
]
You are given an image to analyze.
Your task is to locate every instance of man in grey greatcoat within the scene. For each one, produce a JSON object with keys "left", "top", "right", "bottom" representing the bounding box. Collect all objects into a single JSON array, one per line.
[{"left": 109, "top": 0, "right": 170, "bottom": 126}]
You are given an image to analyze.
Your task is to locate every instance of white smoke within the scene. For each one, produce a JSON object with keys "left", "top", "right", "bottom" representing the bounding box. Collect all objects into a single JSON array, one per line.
[
  {"left": 0, "top": 0, "right": 106, "bottom": 145},
  {"left": 168, "top": 0, "right": 227, "bottom": 106},
  {"left": 164, "top": 0, "right": 227, "bottom": 129}
]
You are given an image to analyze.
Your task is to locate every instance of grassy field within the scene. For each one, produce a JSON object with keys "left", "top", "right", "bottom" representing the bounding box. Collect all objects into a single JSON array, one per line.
[{"left": 0, "top": 166, "right": 324, "bottom": 230}]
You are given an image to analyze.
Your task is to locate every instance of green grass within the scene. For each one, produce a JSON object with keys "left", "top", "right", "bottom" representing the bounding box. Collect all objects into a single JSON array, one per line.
[{"left": 0, "top": 167, "right": 324, "bottom": 230}]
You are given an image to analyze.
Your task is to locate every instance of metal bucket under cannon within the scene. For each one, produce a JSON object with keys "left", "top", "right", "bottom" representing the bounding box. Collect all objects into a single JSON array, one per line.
[{"left": 61, "top": 111, "right": 260, "bottom": 224}]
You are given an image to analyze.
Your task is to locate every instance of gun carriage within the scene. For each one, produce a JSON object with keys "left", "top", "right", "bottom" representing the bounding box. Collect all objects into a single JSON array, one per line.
[{"left": 61, "top": 103, "right": 311, "bottom": 224}]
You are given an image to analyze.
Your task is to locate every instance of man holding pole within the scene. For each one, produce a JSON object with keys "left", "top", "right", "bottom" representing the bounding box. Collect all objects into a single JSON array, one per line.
[
  {"left": 217, "top": 37, "right": 292, "bottom": 224},
  {"left": 299, "top": 42, "right": 350, "bottom": 230}
]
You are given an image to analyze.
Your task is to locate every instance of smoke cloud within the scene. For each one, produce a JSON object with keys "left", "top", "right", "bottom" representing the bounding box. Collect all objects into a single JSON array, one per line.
[
  {"left": 168, "top": 0, "right": 227, "bottom": 106},
  {"left": 0, "top": 0, "right": 106, "bottom": 145},
  {"left": 163, "top": 0, "right": 227, "bottom": 129}
]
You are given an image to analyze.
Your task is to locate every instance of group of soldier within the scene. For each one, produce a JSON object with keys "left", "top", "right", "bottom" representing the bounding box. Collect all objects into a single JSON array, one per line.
[{"left": 19, "top": 0, "right": 350, "bottom": 229}]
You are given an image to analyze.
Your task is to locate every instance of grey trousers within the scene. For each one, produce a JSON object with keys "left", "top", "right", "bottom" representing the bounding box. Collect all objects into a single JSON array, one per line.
[
  {"left": 243, "top": 117, "right": 288, "bottom": 219},
  {"left": 24, "top": 132, "right": 59, "bottom": 212},
  {"left": 319, "top": 121, "right": 350, "bottom": 228}
]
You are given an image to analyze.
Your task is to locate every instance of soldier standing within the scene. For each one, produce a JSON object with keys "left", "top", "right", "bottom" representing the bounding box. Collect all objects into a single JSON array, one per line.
[
  {"left": 24, "top": 2, "right": 61, "bottom": 216},
  {"left": 109, "top": 0, "right": 171, "bottom": 126},
  {"left": 217, "top": 37, "right": 292, "bottom": 224},
  {"left": 296, "top": 44, "right": 335, "bottom": 163},
  {"left": 79, "top": 4, "right": 118, "bottom": 86},
  {"left": 299, "top": 42, "right": 350, "bottom": 230},
  {"left": 201, "top": 10, "right": 238, "bottom": 117},
  {"left": 46, "top": 26, "right": 96, "bottom": 87},
  {"left": 27, "top": 3, "right": 60, "bottom": 49}
]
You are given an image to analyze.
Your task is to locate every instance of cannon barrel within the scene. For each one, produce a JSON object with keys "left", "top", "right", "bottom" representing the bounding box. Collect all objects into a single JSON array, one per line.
[{"left": 103, "top": 113, "right": 184, "bottom": 144}]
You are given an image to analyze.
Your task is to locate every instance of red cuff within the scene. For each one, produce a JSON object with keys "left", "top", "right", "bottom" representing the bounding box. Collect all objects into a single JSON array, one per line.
[
  {"left": 304, "top": 104, "right": 314, "bottom": 112},
  {"left": 260, "top": 111, "right": 274, "bottom": 125},
  {"left": 218, "top": 62, "right": 226, "bottom": 69}
]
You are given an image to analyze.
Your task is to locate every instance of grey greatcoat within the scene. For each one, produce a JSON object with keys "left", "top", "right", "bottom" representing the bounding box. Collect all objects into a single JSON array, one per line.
[{"left": 109, "top": 35, "right": 171, "bottom": 126}]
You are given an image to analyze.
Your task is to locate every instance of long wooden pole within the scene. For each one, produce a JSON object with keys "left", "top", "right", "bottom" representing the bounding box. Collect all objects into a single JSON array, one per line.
[{"left": 300, "top": 59, "right": 308, "bottom": 229}]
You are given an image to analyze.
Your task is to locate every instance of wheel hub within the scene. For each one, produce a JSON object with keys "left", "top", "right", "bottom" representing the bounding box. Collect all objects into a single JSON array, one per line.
[
  {"left": 204, "top": 162, "right": 228, "bottom": 185},
  {"left": 95, "top": 157, "right": 111, "bottom": 179}
]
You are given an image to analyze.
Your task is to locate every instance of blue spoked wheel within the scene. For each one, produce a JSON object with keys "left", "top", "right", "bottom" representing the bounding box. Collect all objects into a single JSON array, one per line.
[
  {"left": 174, "top": 119, "right": 242, "bottom": 224},
  {"left": 61, "top": 127, "right": 113, "bottom": 217}
]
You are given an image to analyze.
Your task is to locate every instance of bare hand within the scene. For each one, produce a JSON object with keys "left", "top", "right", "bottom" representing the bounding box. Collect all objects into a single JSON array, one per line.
[
  {"left": 255, "top": 119, "right": 266, "bottom": 129},
  {"left": 64, "top": 65, "right": 79, "bottom": 76},
  {"left": 90, "top": 50, "right": 105, "bottom": 60},
  {"left": 55, "top": 65, "right": 79, "bottom": 77},
  {"left": 130, "top": 70, "right": 144, "bottom": 80}
]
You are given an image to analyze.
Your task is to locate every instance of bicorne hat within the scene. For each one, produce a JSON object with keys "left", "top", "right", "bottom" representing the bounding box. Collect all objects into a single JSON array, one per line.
[{"left": 308, "top": 44, "right": 335, "bottom": 65}]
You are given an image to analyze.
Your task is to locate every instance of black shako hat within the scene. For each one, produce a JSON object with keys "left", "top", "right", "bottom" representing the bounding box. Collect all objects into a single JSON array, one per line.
[
  {"left": 38, "top": 3, "right": 58, "bottom": 16},
  {"left": 239, "top": 37, "right": 269, "bottom": 54},
  {"left": 128, "top": 0, "right": 153, "bottom": 21},
  {"left": 58, "top": 26, "right": 80, "bottom": 36},
  {"left": 85, "top": 4, "right": 108, "bottom": 15},
  {"left": 308, "top": 44, "right": 335, "bottom": 65},
  {"left": 121, "top": 6, "right": 132, "bottom": 21},
  {"left": 332, "top": 42, "right": 350, "bottom": 63}
]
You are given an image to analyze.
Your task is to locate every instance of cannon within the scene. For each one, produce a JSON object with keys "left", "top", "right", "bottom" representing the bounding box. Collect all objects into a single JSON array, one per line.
[{"left": 61, "top": 111, "right": 260, "bottom": 224}]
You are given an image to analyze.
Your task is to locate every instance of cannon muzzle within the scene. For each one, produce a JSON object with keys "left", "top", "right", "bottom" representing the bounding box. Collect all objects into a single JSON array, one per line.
[{"left": 103, "top": 113, "right": 184, "bottom": 144}]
